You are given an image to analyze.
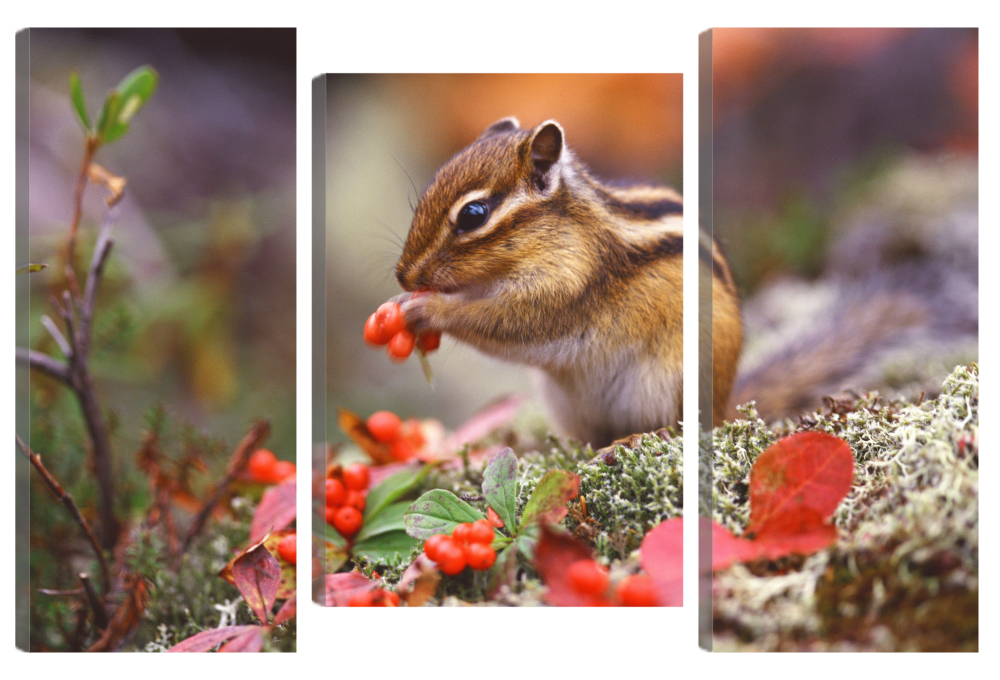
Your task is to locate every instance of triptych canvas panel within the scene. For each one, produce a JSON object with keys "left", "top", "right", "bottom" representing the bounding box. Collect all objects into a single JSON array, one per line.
[{"left": 12, "top": 26, "right": 978, "bottom": 655}]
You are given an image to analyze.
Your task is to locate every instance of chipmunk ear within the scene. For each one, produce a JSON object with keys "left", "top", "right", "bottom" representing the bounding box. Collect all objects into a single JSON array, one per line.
[
  {"left": 479, "top": 117, "right": 520, "bottom": 139},
  {"left": 528, "top": 120, "right": 564, "bottom": 192}
]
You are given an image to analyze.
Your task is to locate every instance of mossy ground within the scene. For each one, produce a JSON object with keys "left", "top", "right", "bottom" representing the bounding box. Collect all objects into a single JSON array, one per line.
[
  {"left": 354, "top": 430, "right": 683, "bottom": 606},
  {"left": 709, "top": 364, "right": 978, "bottom": 651}
]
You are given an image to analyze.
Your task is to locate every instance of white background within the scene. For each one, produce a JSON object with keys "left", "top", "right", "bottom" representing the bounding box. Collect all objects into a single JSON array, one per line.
[{"left": 1, "top": 2, "right": 993, "bottom": 676}]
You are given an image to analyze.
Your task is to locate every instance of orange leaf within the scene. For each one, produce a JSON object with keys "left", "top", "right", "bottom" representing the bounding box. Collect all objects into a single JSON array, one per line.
[{"left": 747, "top": 431, "right": 854, "bottom": 534}]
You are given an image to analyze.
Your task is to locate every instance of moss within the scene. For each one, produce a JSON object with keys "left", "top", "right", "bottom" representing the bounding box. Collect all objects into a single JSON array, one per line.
[
  {"left": 517, "top": 432, "right": 683, "bottom": 561},
  {"left": 710, "top": 364, "right": 978, "bottom": 651}
]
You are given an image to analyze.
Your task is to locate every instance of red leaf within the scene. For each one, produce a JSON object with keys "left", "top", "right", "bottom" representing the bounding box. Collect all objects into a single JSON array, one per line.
[
  {"left": 232, "top": 540, "right": 281, "bottom": 623},
  {"left": 325, "top": 572, "right": 375, "bottom": 607},
  {"left": 250, "top": 479, "right": 296, "bottom": 543},
  {"left": 753, "top": 507, "right": 839, "bottom": 560},
  {"left": 747, "top": 431, "right": 854, "bottom": 534},
  {"left": 534, "top": 525, "right": 612, "bottom": 606},
  {"left": 273, "top": 593, "right": 297, "bottom": 625},
  {"left": 166, "top": 625, "right": 259, "bottom": 653},
  {"left": 710, "top": 521, "right": 767, "bottom": 571},
  {"left": 639, "top": 519, "right": 683, "bottom": 606},
  {"left": 218, "top": 626, "right": 264, "bottom": 653}
]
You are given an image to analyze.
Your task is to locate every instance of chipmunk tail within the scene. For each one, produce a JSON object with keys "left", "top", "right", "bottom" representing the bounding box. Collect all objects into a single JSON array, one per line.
[{"left": 727, "top": 266, "right": 977, "bottom": 422}]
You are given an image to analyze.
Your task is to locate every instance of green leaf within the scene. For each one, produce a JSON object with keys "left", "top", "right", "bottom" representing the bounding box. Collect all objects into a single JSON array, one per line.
[
  {"left": 355, "top": 500, "right": 410, "bottom": 543},
  {"left": 363, "top": 464, "right": 434, "bottom": 523},
  {"left": 403, "top": 489, "right": 484, "bottom": 540},
  {"left": 95, "top": 91, "right": 121, "bottom": 140},
  {"left": 15, "top": 263, "right": 47, "bottom": 275},
  {"left": 69, "top": 72, "right": 90, "bottom": 131},
  {"left": 482, "top": 447, "right": 519, "bottom": 536},
  {"left": 516, "top": 524, "right": 540, "bottom": 561},
  {"left": 325, "top": 540, "right": 349, "bottom": 573},
  {"left": 352, "top": 530, "right": 419, "bottom": 563},
  {"left": 99, "top": 66, "right": 158, "bottom": 144},
  {"left": 519, "top": 470, "right": 580, "bottom": 530}
]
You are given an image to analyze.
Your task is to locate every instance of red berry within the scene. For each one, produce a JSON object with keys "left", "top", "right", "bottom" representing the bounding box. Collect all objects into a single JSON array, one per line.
[
  {"left": 248, "top": 449, "right": 278, "bottom": 482},
  {"left": 345, "top": 489, "right": 367, "bottom": 511},
  {"left": 436, "top": 538, "right": 467, "bottom": 575},
  {"left": 325, "top": 478, "right": 347, "bottom": 507},
  {"left": 342, "top": 463, "right": 370, "bottom": 491},
  {"left": 333, "top": 506, "right": 363, "bottom": 537},
  {"left": 486, "top": 506, "right": 505, "bottom": 529},
  {"left": 364, "top": 313, "right": 392, "bottom": 346},
  {"left": 387, "top": 328, "right": 416, "bottom": 361},
  {"left": 374, "top": 302, "right": 406, "bottom": 337},
  {"left": 325, "top": 505, "right": 338, "bottom": 525},
  {"left": 616, "top": 574, "right": 659, "bottom": 607},
  {"left": 451, "top": 522, "right": 473, "bottom": 545},
  {"left": 272, "top": 460, "right": 295, "bottom": 482},
  {"left": 469, "top": 519, "right": 495, "bottom": 545},
  {"left": 348, "top": 590, "right": 375, "bottom": 607},
  {"left": 277, "top": 534, "right": 296, "bottom": 564},
  {"left": 424, "top": 534, "right": 450, "bottom": 563},
  {"left": 465, "top": 542, "right": 496, "bottom": 571},
  {"left": 391, "top": 438, "right": 417, "bottom": 462},
  {"left": 366, "top": 411, "right": 403, "bottom": 443},
  {"left": 372, "top": 589, "right": 401, "bottom": 607},
  {"left": 567, "top": 559, "right": 609, "bottom": 596},
  {"left": 401, "top": 419, "right": 426, "bottom": 449},
  {"left": 418, "top": 331, "right": 441, "bottom": 353}
]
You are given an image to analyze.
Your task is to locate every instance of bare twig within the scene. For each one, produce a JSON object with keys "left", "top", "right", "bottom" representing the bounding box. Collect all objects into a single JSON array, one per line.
[
  {"left": 79, "top": 573, "right": 109, "bottom": 631},
  {"left": 66, "top": 136, "right": 98, "bottom": 291},
  {"left": 16, "top": 348, "right": 70, "bottom": 384},
  {"left": 40, "top": 315, "right": 72, "bottom": 358},
  {"left": 181, "top": 420, "right": 271, "bottom": 554},
  {"left": 16, "top": 434, "right": 111, "bottom": 594},
  {"left": 20, "top": 206, "right": 122, "bottom": 547}
]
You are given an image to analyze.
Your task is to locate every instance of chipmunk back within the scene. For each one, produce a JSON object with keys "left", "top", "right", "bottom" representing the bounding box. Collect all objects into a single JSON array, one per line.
[{"left": 395, "top": 118, "right": 742, "bottom": 446}]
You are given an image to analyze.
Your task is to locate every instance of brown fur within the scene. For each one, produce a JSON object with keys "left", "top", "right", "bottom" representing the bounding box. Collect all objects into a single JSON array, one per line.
[{"left": 395, "top": 119, "right": 736, "bottom": 446}]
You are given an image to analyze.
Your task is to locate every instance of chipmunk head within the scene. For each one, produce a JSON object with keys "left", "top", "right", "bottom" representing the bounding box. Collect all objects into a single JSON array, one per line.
[{"left": 395, "top": 117, "right": 582, "bottom": 294}]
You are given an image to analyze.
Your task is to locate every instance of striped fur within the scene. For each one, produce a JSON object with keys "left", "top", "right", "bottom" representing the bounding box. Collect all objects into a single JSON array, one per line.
[{"left": 395, "top": 118, "right": 740, "bottom": 445}]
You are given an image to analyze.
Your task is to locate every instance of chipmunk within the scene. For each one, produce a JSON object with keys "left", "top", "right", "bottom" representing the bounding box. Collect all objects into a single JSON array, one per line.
[{"left": 392, "top": 117, "right": 743, "bottom": 448}]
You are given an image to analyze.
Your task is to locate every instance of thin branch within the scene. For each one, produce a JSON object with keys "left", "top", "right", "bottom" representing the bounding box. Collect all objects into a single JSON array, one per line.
[
  {"left": 16, "top": 347, "right": 71, "bottom": 384},
  {"left": 80, "top": 206, "right": 117, "bottom": 354},
  {"left": 40, "top": 315, "right": 72, "bottom": 359},
  {"left": 65, "top": 136, "right": 98, "bottom": 293},
  {"left": 181, "top": 420, "right": 271, "bottom": 554},
  {"left": 16, "top": 434, "right": 111, "bottom": 594},
  {"left": 79, "top": 573, "right": 109, "bottom": 631}
]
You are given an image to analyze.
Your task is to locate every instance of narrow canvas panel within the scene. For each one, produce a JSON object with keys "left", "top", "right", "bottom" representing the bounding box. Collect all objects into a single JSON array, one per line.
[
  {"left": 702, "top": 27, "right": 978, "bottom": 652},
  {"left": 15, "top": 28, "right": 298, "bottom": 652},
  {"left": 317, "top": 74, "right": 685, "bottom": 608}
]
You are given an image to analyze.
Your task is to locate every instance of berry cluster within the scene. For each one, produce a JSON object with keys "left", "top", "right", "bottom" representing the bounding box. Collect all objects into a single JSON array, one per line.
[
  {"left": 247, "top": 448, "right": 296, "bottom": 484},
  {"left": 348, "top": 588, "right": 400, "bottom": 607},
  {"left": 423, "top": 519, "right": 497, "bottom": 575},
  {"left": 566, "top": 559, "right": 659, "bottom": 606},
  {"left": 363, "top": 300, "right": 441, "bottom": 362},
  {"left": 324, "top": 463, "right": 371, "bottom": 538},
  {"left": 365, "top": 410, "right": 425, "bottom": 462},
  {"left": 277, "top": 533, "right": 296, "bottom": 565}
]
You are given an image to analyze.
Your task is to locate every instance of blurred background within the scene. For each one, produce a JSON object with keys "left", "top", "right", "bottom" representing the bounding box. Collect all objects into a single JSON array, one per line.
[
  {"left": 324, "top": 74, "right": 683, "bottom": 443},
  {"left": 710, "top": 27, "right": 978, "bottom": 415},
  {"left": 24, "top": 28, "right": 297, "bottom": 458}
]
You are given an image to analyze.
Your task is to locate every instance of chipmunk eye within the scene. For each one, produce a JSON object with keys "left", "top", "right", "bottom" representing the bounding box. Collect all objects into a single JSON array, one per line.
[{"left": 456, "top": 200, "right": 490, "bottom": 233}]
